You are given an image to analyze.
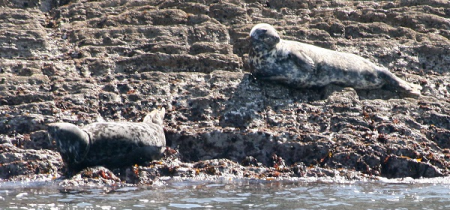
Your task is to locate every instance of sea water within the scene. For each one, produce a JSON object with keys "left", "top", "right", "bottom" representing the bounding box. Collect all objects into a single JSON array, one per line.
[{"left": 1, "top": 177, "right": 450, "bottom": 209}]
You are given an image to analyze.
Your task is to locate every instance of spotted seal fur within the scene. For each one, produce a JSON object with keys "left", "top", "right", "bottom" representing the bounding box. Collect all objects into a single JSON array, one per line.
[
  {"left": 48, "top": 108, "right": 166, "bottom": 171},
  {"left": 248, "top": 23, "right": 421, "bottom": 97}
]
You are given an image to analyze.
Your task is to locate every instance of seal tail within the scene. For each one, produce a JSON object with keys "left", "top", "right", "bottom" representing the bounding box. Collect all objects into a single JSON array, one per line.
[
  {"left": 379, "top": 68, "right": 422, "bottom": 97},
  {"left": 143, "top": 108, "right": 165, "bottom": 125}
]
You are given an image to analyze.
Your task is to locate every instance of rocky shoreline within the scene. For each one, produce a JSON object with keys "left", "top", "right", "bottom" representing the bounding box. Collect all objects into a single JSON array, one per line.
[{"left": 1, "top": 0, "right": 449, "bottom": 187}]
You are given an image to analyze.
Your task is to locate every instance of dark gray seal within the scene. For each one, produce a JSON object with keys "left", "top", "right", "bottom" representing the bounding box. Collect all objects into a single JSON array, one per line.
[
  {"left": 248, "top": 23, "right": 421, "bottom": 97},
  {"left": 48, "top": 108, "right": 166, "bottom": 171}
]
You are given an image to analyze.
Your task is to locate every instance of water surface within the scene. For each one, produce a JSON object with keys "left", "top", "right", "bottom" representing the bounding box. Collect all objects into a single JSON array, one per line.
[{"left": 1, "top": 177, "right": 450, "bottom": 209}]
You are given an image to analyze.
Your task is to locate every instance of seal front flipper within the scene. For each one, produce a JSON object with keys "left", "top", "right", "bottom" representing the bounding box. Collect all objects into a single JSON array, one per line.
[
  {"left": 48, "top": 123, "right": 90, "bottom": 166},
  {"left": 289, "top": 49, "right": 315, "bottom": 73},
  {"left": 287, "top": 48, "right": 315, "bottom": 85}
]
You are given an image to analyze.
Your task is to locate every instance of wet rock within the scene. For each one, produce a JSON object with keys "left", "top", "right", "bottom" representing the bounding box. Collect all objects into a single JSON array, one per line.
[
  {"left": 0, "top": 143, "right": 62, "bottom": 180},
  {"left": 58, "top": 166, "right": 122, "bottom": 188},
  {"left": 382, "top": 155, "right": 444, "bottom": 178}
]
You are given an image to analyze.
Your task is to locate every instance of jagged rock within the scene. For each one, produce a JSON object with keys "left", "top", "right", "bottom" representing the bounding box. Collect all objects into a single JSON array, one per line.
[{"left": 0, "top": 143, "right": 62, "bottom": 180}]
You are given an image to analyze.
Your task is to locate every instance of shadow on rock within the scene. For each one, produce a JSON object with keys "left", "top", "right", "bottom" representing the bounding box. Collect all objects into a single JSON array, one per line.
[
  {"left": 219, "top": 74, "right": 324, "bottom": 129},
  {"left": 167, "top": 72, "right": 447, "bottom": 179},
  {"left": 219, "top": 74, "right": 411, "bottom": 129}
]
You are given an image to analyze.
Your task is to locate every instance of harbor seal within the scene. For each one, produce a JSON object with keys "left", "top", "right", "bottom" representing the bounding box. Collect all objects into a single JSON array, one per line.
[
  {"left": 248, "top": 23, "right": 421, "bottom": 97},
  {"left": 48, "top": 108, "right": 166, "bottom": 171}
]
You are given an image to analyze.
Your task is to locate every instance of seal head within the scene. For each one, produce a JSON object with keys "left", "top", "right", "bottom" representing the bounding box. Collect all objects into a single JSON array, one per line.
[
  {"left": 249, "top": 23, "right": 280, "bottom": 50},
  {"left": 48, "top": 122, "right": 90, "bottom": 166},
  {"left": 249, "top": 23, "right": 315, "bottom": 84}
]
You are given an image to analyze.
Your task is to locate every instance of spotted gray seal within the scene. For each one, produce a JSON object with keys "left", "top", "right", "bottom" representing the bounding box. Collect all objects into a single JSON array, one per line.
[
  {"left": 248, "top": 23, "right": 421, "bottom": 97},
  {"left": 48, "top": 108, "right": 166, "bottom": 171}
]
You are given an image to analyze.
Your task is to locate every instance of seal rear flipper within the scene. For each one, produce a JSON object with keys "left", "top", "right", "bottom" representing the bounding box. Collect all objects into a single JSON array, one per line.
[
  {"left": 143, "top": 108, "right": 165, "bottom": 125},
  {"left": 47, "top": 123, "right": 90, "bottom": 167},
  {"left": 380, "top": 69, "right": 422, "bottom": 98},
  {"left": 396, "top": 82, "right": 422, "bottom": 98}
]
